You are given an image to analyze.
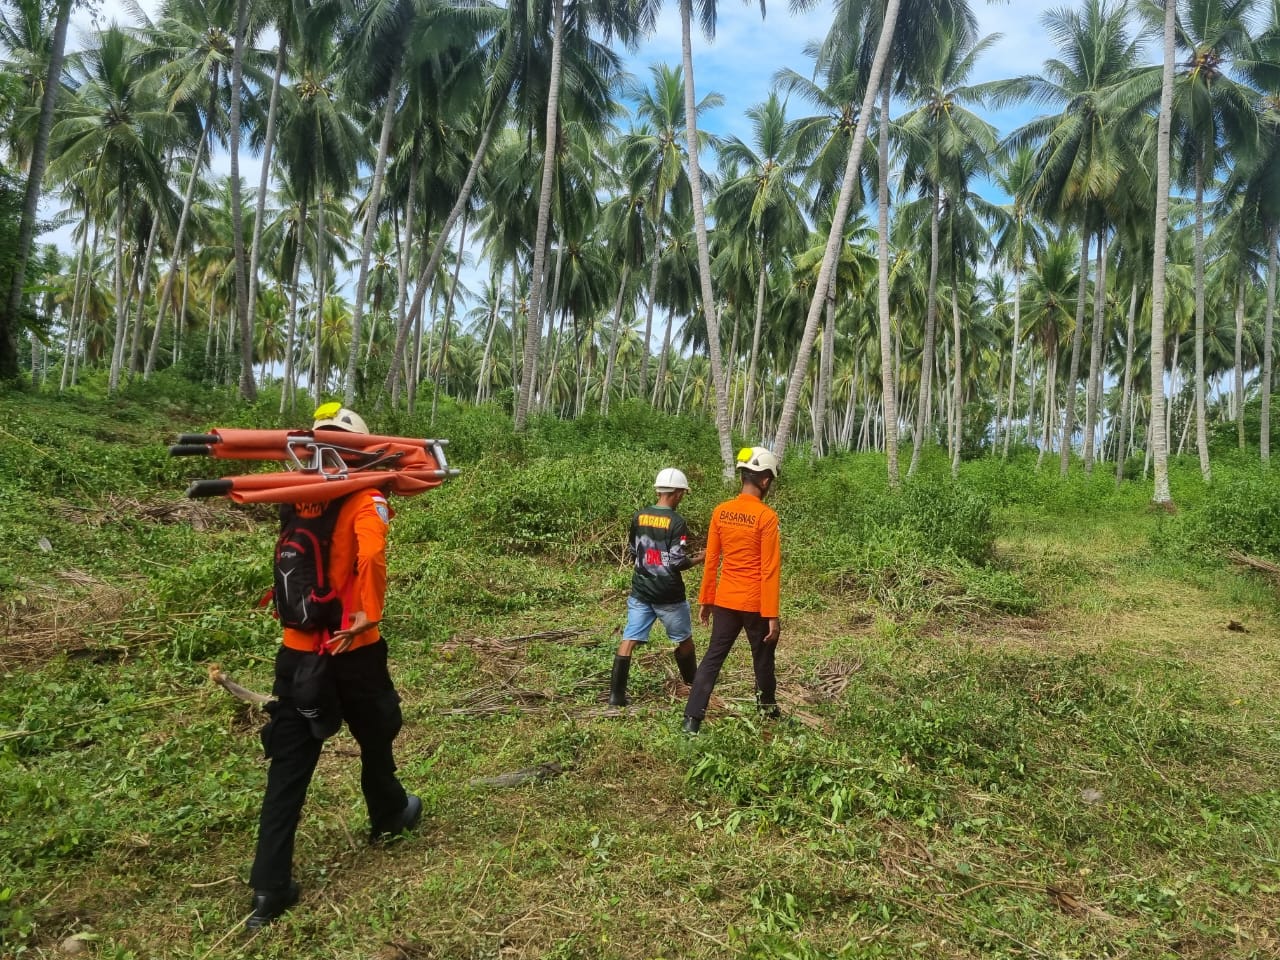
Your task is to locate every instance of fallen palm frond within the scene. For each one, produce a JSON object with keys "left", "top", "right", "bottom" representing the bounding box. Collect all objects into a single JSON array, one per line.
[
  {"left": 208, "top": 663, "right": 274, "bottom": 707},
  {"left": 802, "top": 657, "right": 865, "bottom": 703},
  {"left": 469, "top": 762, "right": 566, "bottom": 788},
  {"left": 1227, "top": 549, "right": 1280, "bottom": 581}
]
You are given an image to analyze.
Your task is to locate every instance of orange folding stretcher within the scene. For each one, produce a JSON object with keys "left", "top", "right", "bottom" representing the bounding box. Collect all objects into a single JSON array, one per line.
[{"left": 170, "top": 428, "right": 458, "bottom": 504}]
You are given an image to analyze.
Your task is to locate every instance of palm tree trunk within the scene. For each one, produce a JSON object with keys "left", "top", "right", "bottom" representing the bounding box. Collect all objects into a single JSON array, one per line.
[
  {"left": 1060, "top": 228, "right": 1091, "bottom": 475},
  {"left": 280, "top": 197, "right": 307, "bottom": 416},
  {"left": 126, "top": 210, "right": 162, "bottom": 377},
  {"left": 311, "top": 196, "right": 328, "bottom": 401},
  {"left": 147, "top": 88, "right": 212, "bottom": 378},
  {"left": 654, "top": 307, "right": 676, "bottom": 409},
  {"left": 1025, "top": 339, "right": 1039, "bottom": 446},
  {"left": 877, "top": 71, "right": 898, "bottom": 483},
  {"left": 247, "top": 40, "right": 286, "bottom": 382},
  {"left": 951, "top": 281, "right": 962, "bottom": 477},
  {"left": 741, "top": 244, "right": 767, "bottom": 433},
  {"left": 60, "top": 221, "right": 89, "bottom": 391},
  {"left": 1167, "top": 333, "right": 1179, "bottom": 449},
  {"left": 680, "top": 0, "right": 735, "bottom": 474},
  {"left": 1002, "top": 266, "right": 1023, "bottom": 457},
  {"left": 813, "top": 275, "right": 837, "bottom": 458},
  {"left": 1192, "top": 153, "right": 1211, "bottom": 480},
  {"left": 385, "top": 75, "right": 512, "bottom": 408},
  {"left": 1039, "top": 344, "right": 1056, "bottom": 468},
  {"left": 540, "top": 234, "right": 567, "bottom": 407},
  {"left": 1083, "top": 230, "right": 1107, "bottom": 472},
  {"left": 395, "top": 156, "right": 418, "bottom": 387},
  {"left": 1234, "top": 279, "right": 1245, "bottom": 449},
  {"left": 345, "top": 59, "right": 402, "bottom": 405},
  {"left": 774, "top": 0, "right": 900, "bottom": 461},
  {"left": 910, "top": 186, "right": 942, "bottom": 476},
  {"left": 1262, "top": 229, "right": 1277, "bottom": 466},
  {"left": 477, "top": 281, "right": 500, "bottom": 404},
  {"left": 1115, "top": 275, "right": 1139, "bottom": 483},
  {"left": 108, "top": 202, "right": 128, "bottom": 394},
  {"left": 228, "top": 0, "right": 256, "bottom": 402},
  {"left": 1, "top": 0, "right": 71, "bottom": 380},
  {"left": 601, "top": 266, "right": 629, "bottom": 414},
  {"left": 513, "top": 0, "right": 565, "bottom": 428},
  {"left": 177, "top": 256, "right": 189, "bottom": 367},
  {"left": 431, "top": 215, "right": 467, "bottom": 425},
  {"left": 1148, "top": 0, "right": 1176, "bottom": 502}
]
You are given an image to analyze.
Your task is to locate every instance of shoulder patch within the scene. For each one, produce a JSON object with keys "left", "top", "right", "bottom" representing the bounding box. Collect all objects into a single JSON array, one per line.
[{"left": 375, "top": 502, "right": 390, "bottom": 523}]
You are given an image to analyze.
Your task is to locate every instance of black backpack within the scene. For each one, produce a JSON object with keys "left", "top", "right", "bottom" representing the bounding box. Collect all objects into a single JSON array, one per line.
[{"left": 273, "top": 497, "right": 348, "bottom": 633}]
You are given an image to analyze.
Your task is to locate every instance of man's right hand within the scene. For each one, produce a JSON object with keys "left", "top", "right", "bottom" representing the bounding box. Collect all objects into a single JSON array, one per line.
[{"left": 699, "top": 604, "right": 711, "bottom": 626}]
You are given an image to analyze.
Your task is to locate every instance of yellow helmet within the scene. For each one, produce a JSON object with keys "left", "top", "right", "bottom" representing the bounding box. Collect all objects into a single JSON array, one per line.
[{"left": 312, "top": 402, "right": 369, "bottom": 434}]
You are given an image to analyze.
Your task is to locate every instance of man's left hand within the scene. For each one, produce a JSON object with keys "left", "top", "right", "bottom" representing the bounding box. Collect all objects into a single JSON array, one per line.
[
  {"left": 329, "top": 611, "right": 374, "bottom": 653},
  {"left": 764, "top": 618, "right": 780, "bottom": 644}
]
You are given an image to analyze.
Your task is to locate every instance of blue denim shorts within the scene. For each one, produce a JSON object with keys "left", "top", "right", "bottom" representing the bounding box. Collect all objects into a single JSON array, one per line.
[{"left": 622, "top": 595, "right": 693, "bottom": 644}]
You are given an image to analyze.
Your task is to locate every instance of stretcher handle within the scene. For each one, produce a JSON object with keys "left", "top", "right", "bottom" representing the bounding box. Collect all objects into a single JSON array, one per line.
[
  {"left": 186, "top": 479, "right": 234, "bottom": 498},
  {"left": 177, "top": 433, "right": 220, "bottom": 445},
  {"left": 170, "top": 444, "right": 213, "bottom": 456}
]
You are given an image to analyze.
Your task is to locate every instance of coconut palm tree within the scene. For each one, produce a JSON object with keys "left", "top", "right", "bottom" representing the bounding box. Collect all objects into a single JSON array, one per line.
[
  {"left": 994, "top": 0, "right": 1144, "bottom": 476},
  {"left": 991, "top": 147, "right": 1046, "bottom": 456},
  {"left": 1, "top": 0, "right": 71, "bottom": 380},
  {"left": 1162, "top": 0, "right": 1261, "bottom": 479},
  {"left": 714, "top": 92, "right": 806, "bottom": 435},
  {"left": 1149, "top": 0, "right": 1178, "bottom": 503},
  {"left": 48, "top": 26, "right": 178, "bottom": 393}
]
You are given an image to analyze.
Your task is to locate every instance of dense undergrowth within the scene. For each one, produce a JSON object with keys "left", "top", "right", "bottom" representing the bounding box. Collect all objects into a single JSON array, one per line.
[{"left": 2, "top": 374, "right": 1279, "bottom": 959}]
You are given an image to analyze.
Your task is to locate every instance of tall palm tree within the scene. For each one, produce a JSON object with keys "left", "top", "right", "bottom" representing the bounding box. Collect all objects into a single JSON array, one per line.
[
  {"left": 773, "top": 0, "right": 903, "bottom": 461},
  {"left": 897, "top": 21, "right": 998, "bottom": 475},
  {"left": 49, "top": 26, "right": 177, "bottom": 393},
  {"left": 995, "top": 0, "right": 1143, "bottom": 475},
  {"left": 1165, "top": 0, "right": 1260, "bottom": 479},
  {"left": 1, "top": 0, "right": 71, "bottom": 380},
  {"left": 713, "top": 92, "right": 806, "bottom": 435},
  {"left": 1149, "top": 0, "right": 1178, "bottom": 503},
  {"left": 992, "top": 147, "right": 1045, "bottom": 456},
  {"left": 514, "top": 0, "right": 634, "bottom": 428}
]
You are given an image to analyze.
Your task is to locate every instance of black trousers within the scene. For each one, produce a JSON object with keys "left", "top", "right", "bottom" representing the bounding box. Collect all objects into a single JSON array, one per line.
[
  {"left": 249, "top": 640, "right": 407, "bottom": 891},
  {"left": 684, "top": 606, "right": 776, "bottom": 721}
]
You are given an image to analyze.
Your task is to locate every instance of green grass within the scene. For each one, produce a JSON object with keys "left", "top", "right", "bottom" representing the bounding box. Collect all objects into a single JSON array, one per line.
[{"left": 2, "top": 380, "right": 1279, "bottom": 958}]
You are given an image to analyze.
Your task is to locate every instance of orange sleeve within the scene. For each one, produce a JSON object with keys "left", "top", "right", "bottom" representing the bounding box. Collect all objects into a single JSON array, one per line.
[
  {"left": 351, "top": 494, "right": 388, "bottom": 624},
  {"left": 697, "top": 511, "right": 722, "bottom": 608},
  {"left": 758, "top": 510, "right": 781, "bottom": 619}
]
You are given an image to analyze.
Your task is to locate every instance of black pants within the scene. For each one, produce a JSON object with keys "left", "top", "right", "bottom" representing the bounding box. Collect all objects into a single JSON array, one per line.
[
  {"left": 684, "top": 607, "right": 776, "bottom": 721},
  {"left": 249, "top": 640, "right": 407, "bottom": 891}
]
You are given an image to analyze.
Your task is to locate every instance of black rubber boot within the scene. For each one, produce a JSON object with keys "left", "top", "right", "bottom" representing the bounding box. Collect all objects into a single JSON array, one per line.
[
  {"left": 673, "top": 646, "right": 697, "bottom": 685},
  {"left": 370, "top": 794, "right": 423, "bottom": 844},
  {"left": 246, "top": 881, "right": 300, "bottom": 931},
  {"left": 681, "top": 716, "right": 702, "bottom": 735},
  {"left": 757, "top": 693, "right": 781, "bottom": 719},
  {"left": 608, "top": 655, "right": 631, "bottom": 707}
]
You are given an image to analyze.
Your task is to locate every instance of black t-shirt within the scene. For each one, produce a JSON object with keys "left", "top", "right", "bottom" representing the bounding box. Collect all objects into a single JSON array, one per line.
[{"left": 628, "top": 505, "right": 694, "bottom": 604}]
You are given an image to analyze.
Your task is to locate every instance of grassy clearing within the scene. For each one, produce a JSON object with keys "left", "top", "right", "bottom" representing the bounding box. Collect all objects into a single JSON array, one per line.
[{"left": 2, "top": 380, "right": 1279, "bottom": 959}]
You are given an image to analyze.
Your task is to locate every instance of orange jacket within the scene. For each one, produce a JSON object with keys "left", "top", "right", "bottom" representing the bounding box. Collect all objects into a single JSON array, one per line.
[
  {"left": 283, "top": 490, "right": 391, "bottom": 653},
  {"left": 697, "top": 492, "right": 781, "bottom": 618}
]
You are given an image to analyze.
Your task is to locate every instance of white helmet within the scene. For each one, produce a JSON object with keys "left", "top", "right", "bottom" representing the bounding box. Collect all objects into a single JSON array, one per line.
[
  {"left": 654, "top": 467, "right": 690, "bottom": 493},
  {"left": 735, "top": 445, "right": 780, "bottom": 478},
  {"left": 312, "top": 402, "right": 369, "bottom": 435}
]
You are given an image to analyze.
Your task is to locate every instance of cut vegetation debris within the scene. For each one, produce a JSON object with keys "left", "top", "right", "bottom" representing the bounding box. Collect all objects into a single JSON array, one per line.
[{"left": 2, "top": 391, "right": 1280, "bottom": 959}]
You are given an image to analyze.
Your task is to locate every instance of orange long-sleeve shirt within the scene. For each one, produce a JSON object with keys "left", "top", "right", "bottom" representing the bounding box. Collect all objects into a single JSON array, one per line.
[
  {"left": 283, "top": 490, "right": 392, "bottom": 653},
  {"left": 697, "top": 492, "right": 781, "bottom": 618}
]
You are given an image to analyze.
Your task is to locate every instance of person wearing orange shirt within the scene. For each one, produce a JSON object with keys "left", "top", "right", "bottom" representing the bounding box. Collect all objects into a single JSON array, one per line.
[
  {"left": 246, "top": 405, "right": 420, "bottom": 931},
  {"left": 682, "top": 446, "right": 782, "bottom": 735}
]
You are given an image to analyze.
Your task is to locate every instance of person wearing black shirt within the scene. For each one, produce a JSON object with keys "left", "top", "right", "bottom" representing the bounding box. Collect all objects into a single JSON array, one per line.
[{"left": 609, "top": 468, "right": 705, "bottom": 707}]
